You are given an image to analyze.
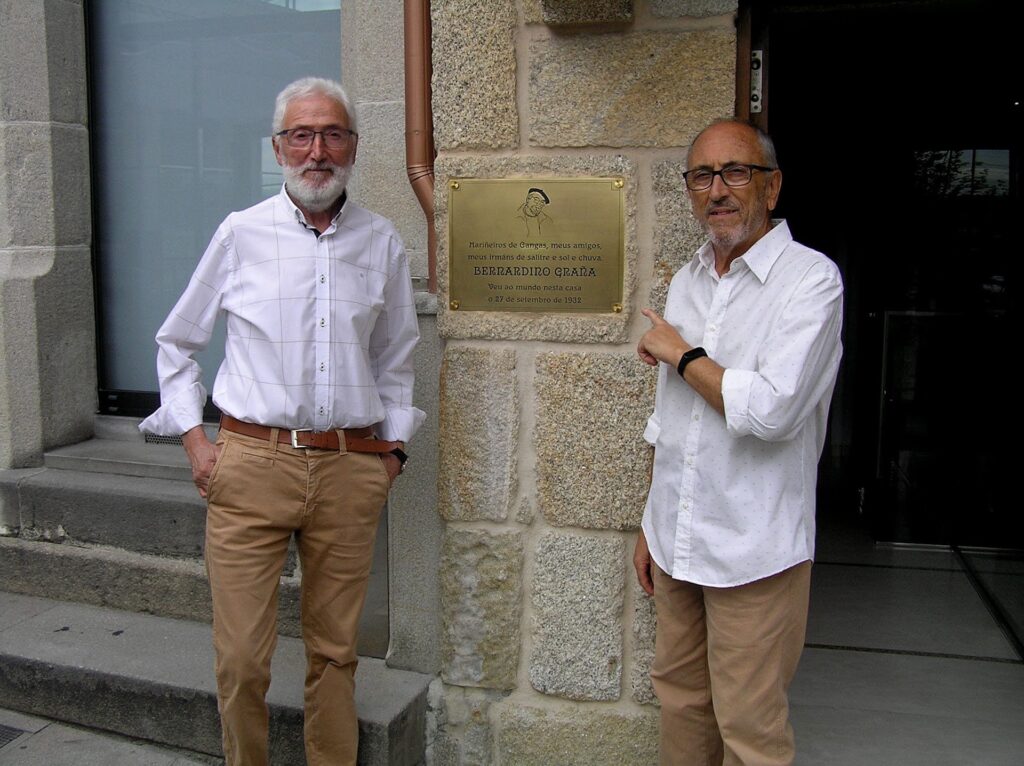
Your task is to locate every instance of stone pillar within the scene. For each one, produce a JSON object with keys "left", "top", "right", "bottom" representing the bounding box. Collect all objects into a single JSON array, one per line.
[
  {"left": 342, "top": 0, "right": 445, "bottom": 674},
  {"left": 0, "top": 0, "right": 95, "bottom": 483},
  {"left": 431, "top": 1, "right": 737, "bottom": 763}
]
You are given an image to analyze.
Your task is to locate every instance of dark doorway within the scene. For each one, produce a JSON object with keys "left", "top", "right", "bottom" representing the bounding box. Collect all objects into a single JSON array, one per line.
[{"left": 749, "top": 0, "right": 1020, "bottom": 552}]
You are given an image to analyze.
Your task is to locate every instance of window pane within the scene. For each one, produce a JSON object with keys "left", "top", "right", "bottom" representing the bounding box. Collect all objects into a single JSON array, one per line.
[
  {"left": 911, "top": 148, "right": 1012, "bottom": 198},
  {"left": 90, "top": 0, "right": 341, "bottom": 395}
]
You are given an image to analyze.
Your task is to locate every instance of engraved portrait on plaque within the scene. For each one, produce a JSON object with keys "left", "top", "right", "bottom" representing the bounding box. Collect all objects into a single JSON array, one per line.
[{"left": 448, "top": 178, "right": 625, "bottom": 313}]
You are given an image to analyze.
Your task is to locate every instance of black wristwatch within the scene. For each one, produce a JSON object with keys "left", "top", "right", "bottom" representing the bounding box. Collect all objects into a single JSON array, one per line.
[
  {"left": 677, "top": 347, "right": 708, "bottom": 378},
  {"left": 389, "top": 447, "right": 409, "bottom": 473}
]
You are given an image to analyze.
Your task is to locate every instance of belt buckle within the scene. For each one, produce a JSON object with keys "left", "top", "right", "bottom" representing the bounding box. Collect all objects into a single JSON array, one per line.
[{"left": 290, "top": 428, "right": 312, "bottom": 449}]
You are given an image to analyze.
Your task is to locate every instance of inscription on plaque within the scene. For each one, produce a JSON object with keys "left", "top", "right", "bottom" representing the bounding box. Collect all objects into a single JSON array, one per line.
[{"left": 448, "top": 178, "right": 625, "bottom": 313}]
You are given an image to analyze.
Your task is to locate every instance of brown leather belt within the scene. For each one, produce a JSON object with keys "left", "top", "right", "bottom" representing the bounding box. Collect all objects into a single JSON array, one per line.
[{"left": 220, "top": 415, "right": 399, "bottom": 454}]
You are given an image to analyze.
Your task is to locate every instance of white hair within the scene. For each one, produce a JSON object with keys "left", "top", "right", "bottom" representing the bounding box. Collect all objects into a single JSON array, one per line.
[{"left": 272, "top": 77, "right": 358, "bottom": 136}]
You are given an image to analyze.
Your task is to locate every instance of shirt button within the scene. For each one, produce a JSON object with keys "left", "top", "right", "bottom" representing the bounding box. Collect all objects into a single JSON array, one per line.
[
  {"left": 320, "top": 274, "right": 326, "bottom": 284},
  {"left": 320, "top": 362, "right": 325, "bottom": 372},
  {"left": 319, "top": 407, "right": 324, "bottom": 415},
  {"left": 320, "top": 318, "right": 325, "bottom": 328}
]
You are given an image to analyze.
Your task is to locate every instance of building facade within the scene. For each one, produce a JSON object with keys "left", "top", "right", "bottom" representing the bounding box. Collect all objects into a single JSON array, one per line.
[{"left": 1, "top": 1, "right": 1018, "bottom": 764}]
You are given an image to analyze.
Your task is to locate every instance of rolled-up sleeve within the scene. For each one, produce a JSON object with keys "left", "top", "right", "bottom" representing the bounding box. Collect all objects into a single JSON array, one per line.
[
  {"left": 368, "top": 237, "right": 426, "bottom": 443},
  {"left": 138, "top": 225, "right": 233, "bottom": 436},
  {"left": 722, "top": 262, "right": 843, "bottom": 442},
  {"left": 643, "top": 362, "right": 669, "bottom": 445}
]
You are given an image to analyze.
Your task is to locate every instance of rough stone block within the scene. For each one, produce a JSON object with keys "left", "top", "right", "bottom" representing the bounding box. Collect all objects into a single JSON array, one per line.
[
  {"left": 530, "top": 531, "right": 625, "bottom": 700},
  {"left": 631, "top": 577, "right": 659, "bottom": 705},
  {"left": 651, "top": 0, "right": 738, "bottom": 18},
  {"left": 495, "top": 702, "right": 659, "bottom": 765},
  {"left": 387, "top": 314, "right": 444, "bottom": 675},
  {"left": 540, "top": 0, "right": 633, "bottom": 25},
  {"left": 434, "top": 154, "right": 638, "bottom": 343},
  {"left": 432, "top": 0, "right": 518, "bottom": 150},
  {"left": 344, "top": 0, "right": 406, "bottom": 103},
  {"left": 522, "top": 0, "right": 543, "bottom": 24},
  {"left": 43, "top": 0, "right": 89, "bottom": 125},
  {"left": 0, "top": 124, "right": 55, "bottom": 248},
  {"left": 441, "top": 527, "right": 524, "bottom": 689},
  {"left": 0, "top": 0, "right": 49, "bottom": 122},
  {"left": 50, "top": 125, "right": 91, "bottom": 247},
  {"left": 651, "top": 159, "right": 704, "bottom": 310},
  {"left": 0, "top": 252, "right": 49, "bottom": 469},
  {"left": 353, "top": 102, "right": 429, "bottom": 256},
  {"left": 431, "top": 684, "right": 507, "bottom": 766},
  {"left": 529, "top": 30, "right": 735, "bottom": 147},
  {"left": 535, "top": 352, "right": 655, "bottom": 530},
  {"left": 438, "top": 346, "right": 518, "bottom": 521},
  {"left": 36, "top": 248, "right": 96, "bottom": 450}
]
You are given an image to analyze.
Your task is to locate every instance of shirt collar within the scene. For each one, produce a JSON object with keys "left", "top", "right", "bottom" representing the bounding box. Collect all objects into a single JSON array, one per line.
[
  {"left": 278, "top": 183, "right": 348, "bottom": 231},
  {"left": 693, "top": 219, "right": 792, "bottom": 283}
]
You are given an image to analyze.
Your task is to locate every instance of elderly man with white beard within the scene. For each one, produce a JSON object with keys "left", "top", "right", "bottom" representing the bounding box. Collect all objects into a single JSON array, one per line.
[{"left": 140, "top": 77, "right": 423, "bottom": 766}]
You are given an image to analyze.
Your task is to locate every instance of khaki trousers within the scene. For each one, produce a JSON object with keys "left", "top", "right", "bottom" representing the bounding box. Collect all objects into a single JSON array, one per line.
[
  {"left": 651, "top": 561, "right": 811, "bottom": 766},
  {"left": 204, "top": 429, "right": 389, "bottom": 766}
]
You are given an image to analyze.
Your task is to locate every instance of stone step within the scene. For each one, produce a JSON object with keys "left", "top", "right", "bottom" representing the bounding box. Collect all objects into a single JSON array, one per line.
[
  {"left": 0, "top": 466, "right": 206, "bottom": 558},
  {"left": 0, "top": 536, "right": 297, "bottom": 641},
  {"left": 43, "top": 439, "right": 192, "bottom": 482},
  {"left": 0, "top": 456, "right": 389, "bottom": 658},
  {"left": 0, "top": 591, "right": 431, "bottom": 766},
  {"left": 0, "top": 533, "right": 388, "bottom": 658}
]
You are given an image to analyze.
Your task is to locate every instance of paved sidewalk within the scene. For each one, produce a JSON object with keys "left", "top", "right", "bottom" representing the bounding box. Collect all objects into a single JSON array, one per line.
[{"left": 0, "top": 707, "right": 217, "bottom": 765}]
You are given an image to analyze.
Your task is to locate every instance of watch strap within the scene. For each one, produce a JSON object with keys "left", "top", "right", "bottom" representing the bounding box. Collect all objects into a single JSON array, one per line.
[{"left": 676, "top": 347, "right": 708, "bottom": 378}]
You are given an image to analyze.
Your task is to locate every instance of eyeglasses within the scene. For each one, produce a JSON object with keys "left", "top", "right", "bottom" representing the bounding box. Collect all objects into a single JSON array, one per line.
[
  {"left": 682, "top": 163, "right": 776, "bottom": 191},
  {"left": 275, "top": 127, "right": 357, "bottom": 150}
]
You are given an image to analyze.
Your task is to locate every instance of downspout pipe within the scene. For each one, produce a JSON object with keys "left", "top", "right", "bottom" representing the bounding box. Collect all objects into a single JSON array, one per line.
[{"left": 404, "top": 0, "right": 437, "bottom": 293}]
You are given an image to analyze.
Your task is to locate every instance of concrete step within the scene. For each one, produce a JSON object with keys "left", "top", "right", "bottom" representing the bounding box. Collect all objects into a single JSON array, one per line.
[{"left": 0, "top": 592, "right": 431, "bottom": 766}]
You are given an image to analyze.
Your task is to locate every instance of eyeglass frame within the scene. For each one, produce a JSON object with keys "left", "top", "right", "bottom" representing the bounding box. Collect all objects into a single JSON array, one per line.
[
  {"left": 682, "top": 163, "right": 777, "bottom": 191},
  {"left": 274, "top": 126, "right": 358, "bottom": 150}
]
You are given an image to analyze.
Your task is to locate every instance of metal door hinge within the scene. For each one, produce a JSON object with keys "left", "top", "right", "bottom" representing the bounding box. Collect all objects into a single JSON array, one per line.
[{"left": 750, "top": 50, "right": 764, "bottom": 114}]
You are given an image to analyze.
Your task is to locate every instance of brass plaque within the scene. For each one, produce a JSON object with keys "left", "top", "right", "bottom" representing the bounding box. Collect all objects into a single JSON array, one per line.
[{"left": 448, "top": 178, "right": 625, "bottom": 313}]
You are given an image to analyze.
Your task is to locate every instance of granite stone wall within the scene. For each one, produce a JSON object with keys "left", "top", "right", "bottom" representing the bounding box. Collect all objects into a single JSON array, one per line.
[{"left": 431, "top": 0, "right": 736, "bottom": 762}]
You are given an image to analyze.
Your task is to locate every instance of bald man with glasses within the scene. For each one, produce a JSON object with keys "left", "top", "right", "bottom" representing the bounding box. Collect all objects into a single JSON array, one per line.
[
  {"left": 141, "top": 77, "right": 423, "bottom": 766},
  {"left": 634, "top": 119, "right": 844, "bottom": 765}
]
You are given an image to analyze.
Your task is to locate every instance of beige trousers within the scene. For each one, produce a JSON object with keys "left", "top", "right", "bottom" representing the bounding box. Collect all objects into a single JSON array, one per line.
[
  {"left": 204, "top": 429, "right": 389, "bottom": 766},
  {"left": 651, "top": 561, "right": 812, "bottom": 766}
]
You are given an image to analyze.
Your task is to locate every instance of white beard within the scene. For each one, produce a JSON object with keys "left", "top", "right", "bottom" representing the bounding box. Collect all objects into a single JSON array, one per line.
[{"left": 283, "top": 161, "right": 352, "bottom": 213}]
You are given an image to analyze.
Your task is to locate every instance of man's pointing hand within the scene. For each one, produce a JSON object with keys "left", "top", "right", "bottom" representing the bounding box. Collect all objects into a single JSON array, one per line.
[{"left": 638, "top": 308, "right": 688, "bottom": 368}]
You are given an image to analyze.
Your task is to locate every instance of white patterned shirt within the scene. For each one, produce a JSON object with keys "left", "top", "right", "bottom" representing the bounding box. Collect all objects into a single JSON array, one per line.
[
  {"left": 642, "top": 221, "right": 843, "bottom": 587},
  {"left": 140, "top": 187, "right": 425, "bottom": 443}
]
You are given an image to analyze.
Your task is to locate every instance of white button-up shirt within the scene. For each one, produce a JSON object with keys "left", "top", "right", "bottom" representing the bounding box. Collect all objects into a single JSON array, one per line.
[
  {"left": 140, "top": 187, "right": 425, "bottom": 443},
  {"left": 642, "top": 221, "right": 843, "bottom": 587}
]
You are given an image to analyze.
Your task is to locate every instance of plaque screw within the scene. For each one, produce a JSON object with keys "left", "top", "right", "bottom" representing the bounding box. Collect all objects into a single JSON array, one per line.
[
  {"left": 450, "top": 300, "right": 460, "bottom": 310},
  {"left": 450, "top": 180, "right": 460, "bottom": 190},
  {"left": 613, "top": 179, "right": 624, "bottom": 189},
  {"left": 612, "top": 303, "right": 623, "bottom": 313}
]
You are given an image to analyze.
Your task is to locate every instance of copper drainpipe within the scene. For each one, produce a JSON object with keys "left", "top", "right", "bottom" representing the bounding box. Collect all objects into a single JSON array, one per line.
[{"left": 404, "top": 0, "right": 437, "bottom": 293}]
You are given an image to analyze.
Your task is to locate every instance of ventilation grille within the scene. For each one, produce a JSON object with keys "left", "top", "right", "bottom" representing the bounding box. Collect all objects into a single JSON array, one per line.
[
  {"left": 0, "top": 724, "right": 26, "bottom": 748},
  {"left": 144, "top": 433, "right": 184, "bottom": 446}
]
